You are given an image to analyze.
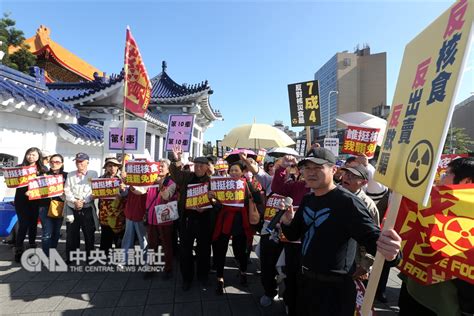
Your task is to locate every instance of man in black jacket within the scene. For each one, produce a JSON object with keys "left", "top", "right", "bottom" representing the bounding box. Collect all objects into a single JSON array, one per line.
[
  {"left": 280, "top": 148, "right": 401, "bottom": 315},
  {"left": 170, "top": 145, "right": 213, "bottom": 291}
]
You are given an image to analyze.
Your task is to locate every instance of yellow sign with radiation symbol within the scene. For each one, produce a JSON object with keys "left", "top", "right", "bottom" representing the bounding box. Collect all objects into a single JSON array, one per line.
[{"left": 374, "top": 0, "right": 473, "bottom": 205}]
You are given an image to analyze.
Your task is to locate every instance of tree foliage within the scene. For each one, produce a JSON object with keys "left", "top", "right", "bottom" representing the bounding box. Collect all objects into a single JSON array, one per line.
[
  {"left": 0, "top": 13, "right": 36, "bottom": 73},
  {"left": 443, "top": 127, "right": 473, "bottom": 154}
]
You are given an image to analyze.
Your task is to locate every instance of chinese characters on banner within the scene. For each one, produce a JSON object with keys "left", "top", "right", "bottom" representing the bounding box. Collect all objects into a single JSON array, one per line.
[
  {"left": 2, "top": 166, "right": 37, "bottom": 188},
  {"left": 109, "top": 127, "right": 138, "bottom": 150},
  {"left": 124, "top": 27, "right": 152, "bottom": 118},
  {"left": 91, "top": 178, "right": 121, "bottom": 199},
  {"left": 324, "top": 137, "right": 340, "bottom": 157},
  {"left": 435, "top": 153, "right": 469, "bottom": 184},
  {"left": 104, "top": 121, "right": 146, "bottom": 154},
  {"left": 342, "top": 126, "right": 380, "bottom": 158},
  {"left": 295, "top": 139, "right": 307, "bottom": 156},
  {"left": 28, "top": 174, "right": 64, "bottom": 200},
  {"left": 210, "top": 177, "right": 246, "bottom": 207},
  {"left": 185, "top": 183, "right": 212, "bottom": 209},
  {"left": 124, "top": 161, "right": 160, "bottom": 186},
  {"left": 374, "top": 0, "right": 473, "bottom": 205},
  {"left": 394, "top": 184, "right": 474, "bottom": 285},
  {"left": 165, "top": 115, "right": 194, "bottom": 152},
  {"left": 264, "top": 194, "right": 287, "bottom": 221},
  {"left": 287, "top": 80, "right": 321, "bottom": 127}
]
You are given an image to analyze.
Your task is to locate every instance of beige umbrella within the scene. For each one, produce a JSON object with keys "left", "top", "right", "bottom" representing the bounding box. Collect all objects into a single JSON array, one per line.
[{"left": 222, "top": 123, "right": 295, "bottom": 149}]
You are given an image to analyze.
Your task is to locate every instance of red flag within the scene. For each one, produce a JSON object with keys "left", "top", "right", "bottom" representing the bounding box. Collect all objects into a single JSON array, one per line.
[
  {"left": 394, "top": 184, "right": 474, "bottom": 285},
  {"left": 124, "top": 27, "right": 152, "bottom": 117}
]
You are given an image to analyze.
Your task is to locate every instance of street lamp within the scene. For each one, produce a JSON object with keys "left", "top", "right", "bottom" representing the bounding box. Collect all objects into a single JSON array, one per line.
[{"left": 327, "top": 90, "right": 339, "bottom": 137}]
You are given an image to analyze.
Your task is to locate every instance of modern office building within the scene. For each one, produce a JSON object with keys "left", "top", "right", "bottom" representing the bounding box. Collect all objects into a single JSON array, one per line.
[{"left": 314, "top": 45, "right": 387, "bottom": 139}]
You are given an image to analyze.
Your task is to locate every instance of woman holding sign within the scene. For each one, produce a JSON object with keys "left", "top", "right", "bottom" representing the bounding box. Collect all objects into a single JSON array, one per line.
[
  {"left": 145, "top": 159, "right": 177, "bottom": 280},
  {"left": 98, "top": 158, "right": 126, "bottom": 253},
  {"left": 37, "top": 154, "right": 68, "bottom": 256},
  {"left": 211, "top": 161, "right": 262, "bottom": 295},
  {"left": 14, "top": 147, "right": 47, "bottom": 262}
]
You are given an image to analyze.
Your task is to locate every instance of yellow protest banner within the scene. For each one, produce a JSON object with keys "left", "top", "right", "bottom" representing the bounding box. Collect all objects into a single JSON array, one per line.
[{"left": 374, "top": 0, "right": 473, "bottom": 205}]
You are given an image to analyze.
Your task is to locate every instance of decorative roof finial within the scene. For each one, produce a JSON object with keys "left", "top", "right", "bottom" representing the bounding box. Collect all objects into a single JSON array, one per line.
[{"left": 162, "top": 61, "right": 167, "bottom": 72}]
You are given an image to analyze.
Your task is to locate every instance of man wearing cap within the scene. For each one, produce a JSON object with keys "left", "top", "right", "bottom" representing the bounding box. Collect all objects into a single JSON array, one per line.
[
  {"left": 280, "top": 147, "right": 401, "bottom": 315},
  {"left": 64, "top": 152, "right": 99, "bottom": 262},
  {"left": 170, "top": 145, "right": 213, "bottom": 290},
  {"left": 340, "top": 164, "right": 380, "bottom": 281}
]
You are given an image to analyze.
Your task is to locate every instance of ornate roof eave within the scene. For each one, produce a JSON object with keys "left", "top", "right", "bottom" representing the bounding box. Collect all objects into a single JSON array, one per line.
[
  {"left": 35, "top": 45, "right": 96, "bottom": 82},
  {"left": 57, "top": 127, "right": 103, "bottom": 147},
  {"left": 198, "top": 96, "right": 223, "bottom": 122},
  {"left": 150, "top": 88, "right": 210, "bottom": 104},
  {"left": 61, "top": 80, "right": 124, "bottom": 105},
  {"left": 0, "top": 66, "right": 79, "bottom": 123}
]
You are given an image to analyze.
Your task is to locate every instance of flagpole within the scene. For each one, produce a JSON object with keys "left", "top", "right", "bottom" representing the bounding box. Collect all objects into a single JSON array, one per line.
[{"left": 121, "top": 26, "right": 130, "bottom": 174}]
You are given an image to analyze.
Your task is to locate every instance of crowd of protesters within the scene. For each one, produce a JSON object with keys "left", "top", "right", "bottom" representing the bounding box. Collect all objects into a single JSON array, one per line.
[{"left": 3, "top": 145, "right": 473, "bottom": 315}]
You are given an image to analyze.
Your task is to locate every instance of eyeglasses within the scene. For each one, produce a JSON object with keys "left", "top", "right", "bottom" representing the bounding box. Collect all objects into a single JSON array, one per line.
[{"left": 50, "top": 161, "right": 62, "bottom": 165}]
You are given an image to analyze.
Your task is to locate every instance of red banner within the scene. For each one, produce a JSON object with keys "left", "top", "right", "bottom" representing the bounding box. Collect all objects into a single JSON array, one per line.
[
  {"left": 434, "top": 153, "right": 469, "bottom": 184},
  {"left": 185, "top": 182, "right": 212, "bottom": 210},
  {"left": 210, "top": 177, "right": 246, "bottom": 207},
  {"left": 27, "top": 174, "right": 64, "bottom": 200},
  {"left": 91, "top": 178, "right": 121, "bottom": 199},
  {"left": 124, "top": 27, "right": 152, "bottom": 117},
  {"left": 394, "top": 184, "right": 474, "bottom": 285},
  {"left": 342, "top": 125, "right": 380, "bottom": 158},
  {"left": 2, "top": 166, "right": 37, "bottom": 188},
  {"left": 124, "top": 161, "right": 160, "bottom": 186}
]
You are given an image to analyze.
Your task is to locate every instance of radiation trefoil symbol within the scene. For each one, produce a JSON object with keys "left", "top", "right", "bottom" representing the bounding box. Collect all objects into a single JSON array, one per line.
[
  {"left": 405, "top": 140, "right": 434, "bottom": 187},
  {"left": 443, "top": 217, "right": 474, "bottom": 251}
]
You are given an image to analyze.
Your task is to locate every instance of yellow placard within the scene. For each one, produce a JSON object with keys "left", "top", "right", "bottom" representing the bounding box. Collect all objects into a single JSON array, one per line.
[{"left": 374, "top": 0, "right": 473, "bottom": 205}]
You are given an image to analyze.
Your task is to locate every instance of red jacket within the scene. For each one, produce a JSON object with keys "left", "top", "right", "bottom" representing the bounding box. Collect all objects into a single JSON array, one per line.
[{"left": 124, "top": 191, "right": 147, "bottom": 221}]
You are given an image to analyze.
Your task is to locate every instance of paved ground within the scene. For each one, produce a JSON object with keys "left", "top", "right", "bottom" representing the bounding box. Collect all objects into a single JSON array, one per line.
[{"left": 0, "top": 228, "right": 402, "bottom": 315}]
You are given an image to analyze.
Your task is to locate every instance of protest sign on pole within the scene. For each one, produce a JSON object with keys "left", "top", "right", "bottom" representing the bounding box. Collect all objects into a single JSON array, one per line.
[
  {"left": 27, "top": 174, "right": 64, "bottom": 200},
  {"left": 165, "top": 114, "right": 194, "bottom": 152},
  {"left": 104, "top": 121, "right": 147, "bottom": 154},
  {"left": 363, "top": 2, "right": 473, "bottom": 314},
  {"left": 341, "top": 126, "right": 379, "bottom": 158},
  {"left": 2, "top": 166, "right": 37, "bottom": 188},
  {"left": 124, "top": 161, "right": 160, "bottom": 186},
  {"left": 91, "top": 178, "right": 121, "bottom": 199},
  {"left": 288, "top": 80, "right": 321, "bottom": 127}
]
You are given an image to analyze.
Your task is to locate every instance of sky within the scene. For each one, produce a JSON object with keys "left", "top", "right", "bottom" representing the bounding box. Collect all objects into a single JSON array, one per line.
[{"left": 2, "top": 0, "right": 473, "bottom": 144}]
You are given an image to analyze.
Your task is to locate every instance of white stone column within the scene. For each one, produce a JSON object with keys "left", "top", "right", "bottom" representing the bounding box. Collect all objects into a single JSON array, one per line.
[
  {"left": 150, "top": 133, "right": 156, "bottom": 161},
  {"left": 158, "top": 136, "right": 163, "bottom": 159}
]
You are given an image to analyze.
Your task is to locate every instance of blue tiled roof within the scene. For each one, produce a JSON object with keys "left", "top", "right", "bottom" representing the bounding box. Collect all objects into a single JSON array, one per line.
[
  {"left": 47, "top": 72, "right": 124, "bottom": 102},
  {"left": 59, "top": 117, "right": 103, "bottom": 142},
  {"left": 0, "top": 65, "right": 79, "bottom": 118},
  {"left": 150, "top": 71, "right": 209, "bottom": 100},
  {"left": 48, "top": 66, "right": 210, "bottom": 103}
]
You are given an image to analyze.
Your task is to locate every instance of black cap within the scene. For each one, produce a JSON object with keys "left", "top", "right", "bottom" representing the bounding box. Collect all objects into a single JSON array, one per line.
[
  {"left": 193, "top": 156, "right": 211, "bottom": 165},
  {"left": 297, "top": 147, "right": 336, "bottom": 167},
  {"left": 73, "top": 152, "right": 90, "bottom": 161},
  {"left": 341, "top": 165, "right": 369, "bottom": 180}
]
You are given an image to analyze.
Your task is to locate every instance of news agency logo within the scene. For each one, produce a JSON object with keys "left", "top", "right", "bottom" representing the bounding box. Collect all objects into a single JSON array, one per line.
[
  {"left": 20, "top": 247, "right": 166, "bottom": 272},
  {"left": 21, "top": 248, "right": 68, "bottom": 272}
]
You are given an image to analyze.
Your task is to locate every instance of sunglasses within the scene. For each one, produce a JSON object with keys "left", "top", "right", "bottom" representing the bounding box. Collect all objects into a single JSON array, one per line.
[{"left": 50, "top": 161, "right": 62, "bottom": 165}]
